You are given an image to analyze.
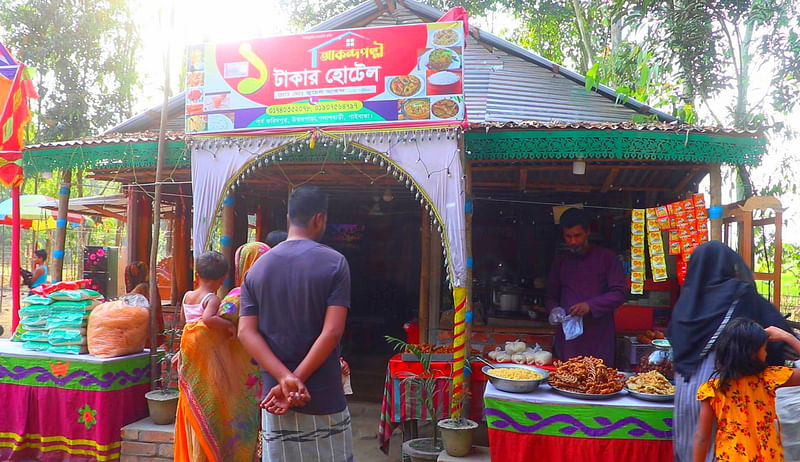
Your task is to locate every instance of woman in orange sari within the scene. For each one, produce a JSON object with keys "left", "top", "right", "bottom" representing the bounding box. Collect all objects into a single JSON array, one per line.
[{"left": 174, "top": 242, "right": 269, "bottom": 461}]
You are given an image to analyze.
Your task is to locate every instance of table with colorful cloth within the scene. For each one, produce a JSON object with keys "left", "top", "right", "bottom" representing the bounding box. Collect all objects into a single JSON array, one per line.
[
  {"left": 484, "top": 382, "right": 673, "bottom": 462},
  {"left": 0, "top": 339, "right": 150, "bottom": 461},
  {"left": 379, "top": 353, "right": 487, "bottom": 453}
]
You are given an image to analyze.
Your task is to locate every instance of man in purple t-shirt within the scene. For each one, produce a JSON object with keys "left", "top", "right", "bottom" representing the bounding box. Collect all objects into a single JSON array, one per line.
[
  {"left": 239, "top": 186, "right": 353, "bottom": 462},
  {"left": 545, "top": 207, "right": 627, "bottom": 366}
]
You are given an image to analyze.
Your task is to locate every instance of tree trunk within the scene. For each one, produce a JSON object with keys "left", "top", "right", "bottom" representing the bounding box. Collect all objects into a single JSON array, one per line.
[
  {"left": 570, "top": 0, "right": 594, "bottom": 73},
  {"left": 734, "top": 22, "right": 755, "bottom": 199}
]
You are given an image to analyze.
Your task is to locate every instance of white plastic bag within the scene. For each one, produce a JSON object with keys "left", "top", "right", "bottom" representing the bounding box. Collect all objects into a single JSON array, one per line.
[
  {"left": 548, "top": 307, "right": 584, "bottom": 341},
  {"left": 777, "top": 379, "right": 800, "bottom": 461}
]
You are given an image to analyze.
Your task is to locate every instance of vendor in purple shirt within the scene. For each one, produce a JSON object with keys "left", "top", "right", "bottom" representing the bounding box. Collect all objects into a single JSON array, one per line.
[{"left": 545, "top": 208, "right": 627, "bottom": 366}]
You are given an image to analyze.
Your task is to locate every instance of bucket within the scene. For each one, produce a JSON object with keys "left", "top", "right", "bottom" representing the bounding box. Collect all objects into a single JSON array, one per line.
[{"left": 403, "top": 322, "right": 420, "bottom": 344}]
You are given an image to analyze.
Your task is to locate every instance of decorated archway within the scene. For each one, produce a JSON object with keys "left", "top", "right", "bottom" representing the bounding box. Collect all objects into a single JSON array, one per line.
[{"left": 190, "top": 126, "right": 470, "bottom": 409}]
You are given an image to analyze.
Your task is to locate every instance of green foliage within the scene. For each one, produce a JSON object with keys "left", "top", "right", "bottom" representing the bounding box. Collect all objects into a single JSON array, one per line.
[{"left": 0, "top": 0, "right": 141, "bottom": 142}]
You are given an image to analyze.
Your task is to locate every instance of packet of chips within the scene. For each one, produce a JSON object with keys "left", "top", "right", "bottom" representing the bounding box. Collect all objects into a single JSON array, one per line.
[
  {"left": 669, "top": 230, "right": 681, "bottom": 255},
  {"left": 693, "top": 193, "right": 706, "bottom": 209}
]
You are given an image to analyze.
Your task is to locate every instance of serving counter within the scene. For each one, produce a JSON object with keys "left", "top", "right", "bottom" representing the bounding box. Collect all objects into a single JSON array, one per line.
[
  {"left": 0, "top": 339, "right": 150, "bottom": 461},
  {"left": 484, "top": 382, "right": 672, "bottom": 462}
]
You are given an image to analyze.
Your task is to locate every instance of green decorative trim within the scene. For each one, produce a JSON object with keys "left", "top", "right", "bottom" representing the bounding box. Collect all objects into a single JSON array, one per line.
[
  {"left": 465, "top": 130, "right": 765, "bottom": 165},
  {"left": 23, "top": 141, "right": 189, "bottom": 173},
  {"left": 484, "top": 398, "right": 672, "bottom": 440},
  {"left": 0, "top": 354, "right": 150, "bottom": 391}
]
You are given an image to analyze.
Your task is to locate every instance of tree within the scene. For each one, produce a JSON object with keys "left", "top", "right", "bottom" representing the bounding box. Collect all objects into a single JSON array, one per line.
[
  {"left": 0, "top": 0, "right": 141, "bottom": 142},
  {"left": 620, "top": 0, "right": 800, "bottom": 196}
]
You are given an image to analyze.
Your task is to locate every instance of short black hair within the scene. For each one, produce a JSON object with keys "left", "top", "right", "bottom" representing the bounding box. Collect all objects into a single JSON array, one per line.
[
  {"left": 714, "top": 317, "right": 769, "bottom": 392},
  {"left": 35, "top": 249, "right": 47, "bottom": 261},
  {"left": 266, "top": 230, "right": 288, "bottom": 247},
  {"left": 288, "top": 186, "right": 328, "bottom": 227},
  {"left": 560, "top": 208, "right": 589, "bottom": 230},
  {"left": 195, "top": 251, "right": 228, "bottom": 280}
]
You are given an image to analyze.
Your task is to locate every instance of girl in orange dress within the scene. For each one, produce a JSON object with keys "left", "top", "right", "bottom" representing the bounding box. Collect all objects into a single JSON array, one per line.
[{"left": 693, "top": 318, "right": 800, "bottom": 462}]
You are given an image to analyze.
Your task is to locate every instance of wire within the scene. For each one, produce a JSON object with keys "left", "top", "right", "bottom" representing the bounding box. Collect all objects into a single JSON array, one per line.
[{"left": 473, "top": 197, "right": 634, "bottom": 212}]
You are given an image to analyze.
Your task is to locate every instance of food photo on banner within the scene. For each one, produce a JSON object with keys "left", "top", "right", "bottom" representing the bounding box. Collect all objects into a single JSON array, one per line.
[{"left": 185, "top": 21, "right": 466, "bottom": 133}]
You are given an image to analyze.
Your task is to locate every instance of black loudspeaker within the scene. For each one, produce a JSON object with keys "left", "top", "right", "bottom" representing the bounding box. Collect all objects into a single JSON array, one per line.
[
  {"left": 83, "top": 271, "right": 109, "bottom": 296},
  {"left": 84, "top": 246, "right": 109, "bottom": 273}
]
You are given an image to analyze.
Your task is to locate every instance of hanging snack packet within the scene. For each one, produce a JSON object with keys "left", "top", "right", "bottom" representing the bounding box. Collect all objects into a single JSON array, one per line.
[
  {"left": 669, "top": 230, "right": 681, "bottom": 255},
  {"left": 656, "top": 206, "right": 670, "bottom": 229},
  {"left": 693, "top": 193, "right": 707, "bottom": 209}
]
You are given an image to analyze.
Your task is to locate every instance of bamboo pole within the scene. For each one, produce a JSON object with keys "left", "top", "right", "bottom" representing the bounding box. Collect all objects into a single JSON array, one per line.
[
  {"left": 149, "top": 4, "right": 172, "bottom": 389},
  {"left": 220, "top": 194, "right": 235, "bottom": 295},
  {"left": 463, "top": 135, "right": 473, "bottom": 365},
  {"left": 418, "top": 210, "right": 431, "bottom": 343},
  {"left": 52, "top": 170, "right": 72, "bottom": 282},
  {"left": 709, "top": 163, "right": 722, "bottom": 241}
]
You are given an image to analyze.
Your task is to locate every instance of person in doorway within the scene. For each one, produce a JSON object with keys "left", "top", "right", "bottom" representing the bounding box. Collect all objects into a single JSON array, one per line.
[
  {"left": 545, "top": 207, "right": 627, "bottom": 366},
  {"left": 668, "top": 241, "right": 793, "bottom": 462},
  {"left": 265, "top": 230, "right": 288, "bottom": 248},
  {"left": 263, "top": 229, "right": 352, "bottom": 390},
  {"left": 29, "top": 249, "right": 48, "bottom": 290},
  {"left": 239, "top": 186, "right": 353, "bottom": 462}
]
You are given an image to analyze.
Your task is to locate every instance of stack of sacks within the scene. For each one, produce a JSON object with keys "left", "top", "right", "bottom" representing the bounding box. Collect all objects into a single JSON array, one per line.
[
  {"left": 18, "top": 295, "right": 54, "bottom": 351},
  {"left": 46, "top": 289, "right": 102, "bottom": 354}
]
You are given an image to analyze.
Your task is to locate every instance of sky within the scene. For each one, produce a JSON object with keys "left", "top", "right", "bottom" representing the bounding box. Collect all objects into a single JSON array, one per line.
[{"left": 131, "top": 0, "right": 799, "bottom": 241}]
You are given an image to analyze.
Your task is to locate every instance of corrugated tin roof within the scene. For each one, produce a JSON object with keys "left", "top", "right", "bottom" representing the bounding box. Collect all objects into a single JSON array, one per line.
[
  {"left": 104, "top": 94, "right": 186, "bottom": 134},
  {"left": 26, "top": 131, "right": 185, "bottom": 150}
]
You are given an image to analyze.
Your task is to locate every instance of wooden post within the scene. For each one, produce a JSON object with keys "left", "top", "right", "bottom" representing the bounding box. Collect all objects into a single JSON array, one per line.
[
  {"left": 741, "top": 209, "right": 754, "bottom": 269},
  {"left": 418, "top": 210, "right": 431, "bottom": 344},
  {"left": 52, "top": 169, "right": 72, "bottom": 282},
  {"left": 171, "top": 185, "right": 193, "bottom": 305},
  {"left": 220, "top": 194, "right": 235, "bottom": 295},
  {"left": 126, "top": 188, "right": 153, "bottom": 266},
  {"left": 428, "top": 229, "right": 442, "bottom": 343},
  {"left": 233, "top": 195, "right": 249, "bottom": 253},
  {"left": 255, "top": 204, "right": 265, "bottom": 242},
  {"left": 126, "top": 186, "right": 138, "bottom": 264},
  {"left": 462, "top": 135, "right": 474, "bottom": 375},
  {"left": 709, "top": 163, "right": 722, "bottom": 241}
]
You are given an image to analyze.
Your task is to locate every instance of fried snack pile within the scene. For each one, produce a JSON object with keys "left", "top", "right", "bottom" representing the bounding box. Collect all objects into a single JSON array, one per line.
[
  {"left": 626, "top": 371, "right": 675, "bottom": 395},
  {"left": 548, "top": 356, "right": 624, "bottom": 394},
  {"left": 488, "top": 368, "right": 544, "bottom": 381},
  {"left": 625, "top": 371, "right": 675, "bottom": 395}
]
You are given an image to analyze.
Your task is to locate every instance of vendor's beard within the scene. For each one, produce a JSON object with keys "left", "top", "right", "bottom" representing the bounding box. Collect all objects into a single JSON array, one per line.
[{"left": 568, "top": 243, "right": 588, "bottom": 254}]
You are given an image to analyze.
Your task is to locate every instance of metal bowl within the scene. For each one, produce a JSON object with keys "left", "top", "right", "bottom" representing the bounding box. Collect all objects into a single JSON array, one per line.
[
  {"left": 482, "top": 364, "right": 549, "bottom": 394},
  {"left": 625, "top": 387, "right": 675, "bottom": 402}
]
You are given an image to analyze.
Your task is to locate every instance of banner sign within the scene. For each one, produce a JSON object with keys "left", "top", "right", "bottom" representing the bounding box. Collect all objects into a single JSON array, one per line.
[{"left": 185, "top": 21, "right": 466, "bottom": 134}]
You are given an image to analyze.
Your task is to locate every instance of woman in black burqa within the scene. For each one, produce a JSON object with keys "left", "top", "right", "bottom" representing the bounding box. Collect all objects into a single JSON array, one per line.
[{"left": 668, "top": 241, "right": 792, "bottom": 462}]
